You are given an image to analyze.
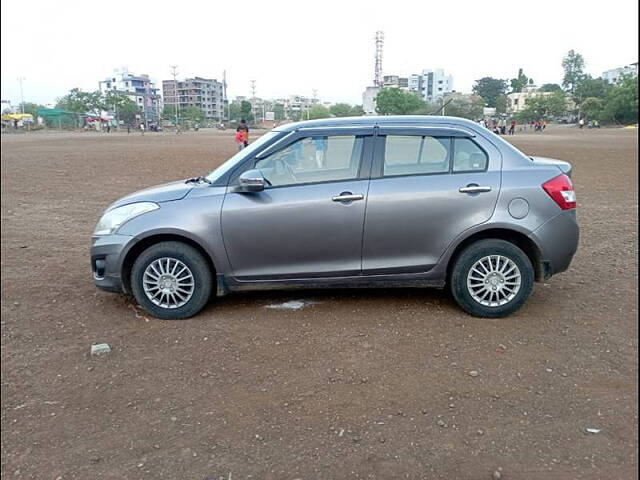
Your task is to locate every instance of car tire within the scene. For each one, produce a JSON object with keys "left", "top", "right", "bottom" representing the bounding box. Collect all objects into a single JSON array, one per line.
[
  {"left": 450, "top": 239, "right": 534, "bottom": 318},
  {"left": 131, "top": 241, "right": 213, "bottom": 320}
]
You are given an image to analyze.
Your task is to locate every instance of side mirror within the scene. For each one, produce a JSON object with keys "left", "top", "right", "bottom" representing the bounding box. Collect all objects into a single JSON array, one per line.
[{"left": 238, "top": 169, "right": 266, "bottom": 192}]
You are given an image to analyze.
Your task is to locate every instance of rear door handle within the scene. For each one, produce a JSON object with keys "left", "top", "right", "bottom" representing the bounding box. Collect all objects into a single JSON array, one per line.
[
  {"left": 332, "top": 193, "right": 364, "bottom": 202},
  {"left": 459, "top": 185, "right": 492, "bottom": 194}
]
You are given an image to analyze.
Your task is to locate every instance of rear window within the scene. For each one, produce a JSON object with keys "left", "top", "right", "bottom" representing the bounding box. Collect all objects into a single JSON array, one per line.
[
  {"left": 453, "top": 138, "right": 488, "bottom": 172},
  {"left": 384, "top": 135, "right": 450, "bottom": 176}
]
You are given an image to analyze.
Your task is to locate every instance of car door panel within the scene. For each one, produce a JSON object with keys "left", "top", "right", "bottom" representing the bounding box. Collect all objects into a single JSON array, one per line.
[
  {"left": 362, "top": 131, "right": 501, "bottom": 274},
  {"left": 221, "top": 130, "right": 373, "bottom": 281}
]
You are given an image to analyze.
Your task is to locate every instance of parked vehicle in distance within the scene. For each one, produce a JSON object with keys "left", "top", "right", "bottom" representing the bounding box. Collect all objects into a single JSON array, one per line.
[{"left": 91, "top": 116, "right": 578, "bottom": 319}]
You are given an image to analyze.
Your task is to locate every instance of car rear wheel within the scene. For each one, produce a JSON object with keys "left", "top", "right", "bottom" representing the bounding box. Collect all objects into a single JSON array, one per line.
[
  {"left": 131, "top": 241, "right": 213, "bottom": 320},
  {"left": 450, "top": 239, "right": 534, "bottom": 318}
]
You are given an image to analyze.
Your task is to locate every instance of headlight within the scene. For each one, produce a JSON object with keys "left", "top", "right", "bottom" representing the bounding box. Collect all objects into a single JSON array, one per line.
[{"left": 94, "top": 202, "right": 159, "bottom": 236}]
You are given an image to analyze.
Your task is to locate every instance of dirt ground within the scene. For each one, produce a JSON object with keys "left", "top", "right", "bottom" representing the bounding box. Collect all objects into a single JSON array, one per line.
[{"left": 1, "top": 125, "right": 638, "bottom": 480}]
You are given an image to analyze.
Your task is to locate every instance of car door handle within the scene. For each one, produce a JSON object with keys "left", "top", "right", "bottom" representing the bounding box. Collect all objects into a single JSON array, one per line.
[
  {"left": 459, "top": 185, "right": 492, "bottom": 194},
  {"left": 332, "top": 193, "right": 364, "bottom": 202}
]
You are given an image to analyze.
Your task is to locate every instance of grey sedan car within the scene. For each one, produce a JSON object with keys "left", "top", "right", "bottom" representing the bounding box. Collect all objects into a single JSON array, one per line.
[{"left": 91, "top": 116, "right": 578, "bottom": 319}]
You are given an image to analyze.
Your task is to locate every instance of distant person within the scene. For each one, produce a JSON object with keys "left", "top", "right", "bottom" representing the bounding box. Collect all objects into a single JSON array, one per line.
[
  {"left": 314, "top": 136, "right": 327, "bottom": 168},
  {"left": 107, "top": 124, "right": 111, "bottom": 133},
  {"left": 235, "top": 127, "right": 248, "bottom": 150},
  {"left": 579, "top": 118, "right": 585, "bottom": 129},
  {"left": 236, "top": 119, "right": 249, "bottom": 148},
  {"left": 139, "top": 123, "right": 145, "bottom": 135},
  {"left": 542, "top": 120, "right": 547, "bottom": 130},
  {"left": 593, "top": 119, "right": 600, "bottom": 128},
  {"left": 127, "top": 124, "right": 131, "bottom": 134},
  {"left": 508, "top": 119, "right": 516, "bottom": 135}
]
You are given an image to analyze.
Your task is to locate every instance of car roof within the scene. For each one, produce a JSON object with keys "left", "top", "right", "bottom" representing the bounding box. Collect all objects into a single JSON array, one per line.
[{"left": 274, "top": 115, "right": 480, "bottom": 132}]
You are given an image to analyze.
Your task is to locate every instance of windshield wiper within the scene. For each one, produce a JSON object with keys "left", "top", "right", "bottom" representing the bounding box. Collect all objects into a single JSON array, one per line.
[{"left": 185, "top": 176, "right": 212, "bottom": 185}]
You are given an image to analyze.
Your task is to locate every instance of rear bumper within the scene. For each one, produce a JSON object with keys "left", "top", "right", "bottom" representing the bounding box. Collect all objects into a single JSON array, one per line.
[
  {"left": 90, "top": 234, "right": 134, "bottom": 293},
  {"left": 529, "top": 210, "right": 579, "bottom": 277}
]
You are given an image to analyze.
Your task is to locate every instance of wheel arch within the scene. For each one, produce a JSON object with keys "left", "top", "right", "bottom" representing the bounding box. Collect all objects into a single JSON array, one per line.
[
  {"left": 445, "top": 227, "right": 545, "bottom": 283},
  {"left": 121, "top": 233, "right": 217, "bottom": 294}
]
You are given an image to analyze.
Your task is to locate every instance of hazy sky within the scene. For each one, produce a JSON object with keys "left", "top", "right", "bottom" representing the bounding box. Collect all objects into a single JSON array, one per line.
[{"left": 1, "top": 0, "right": 638, "bottom": 106}]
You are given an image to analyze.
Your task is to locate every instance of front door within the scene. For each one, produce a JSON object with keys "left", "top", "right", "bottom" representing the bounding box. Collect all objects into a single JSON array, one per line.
[
  {"left": 362, "top": 129, "right": 501, "bottom": 274},
  {"left": 221, "top": 131, "right": 373, "bottom": 280}
]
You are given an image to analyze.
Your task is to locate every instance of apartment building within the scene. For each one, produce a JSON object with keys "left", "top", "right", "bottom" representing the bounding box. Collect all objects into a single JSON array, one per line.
[
  {"left": 162, "top": 77, "right": 226, "bottom": 121},
  {"left": 409, "top": 69, "right": 454, "bottom": 103},
  {"left": 99, "top": 71, "right": 162, "bottom": 123},
  {"left": 602, "top": 62, "right": 638, "bottom": 84}
]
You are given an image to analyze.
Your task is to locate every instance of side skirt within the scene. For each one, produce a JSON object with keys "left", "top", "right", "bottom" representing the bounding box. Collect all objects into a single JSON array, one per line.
[{"left": 216, "top": 273, "right": 446, "bottom": 296}]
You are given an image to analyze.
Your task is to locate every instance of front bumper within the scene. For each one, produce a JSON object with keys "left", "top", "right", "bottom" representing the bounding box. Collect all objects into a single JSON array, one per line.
[
  {"left": 529, "top": 210, "right": 579, "bottom": 277},
  {"left": 90, "top": 234, "right": 135, "bottom": 293}
]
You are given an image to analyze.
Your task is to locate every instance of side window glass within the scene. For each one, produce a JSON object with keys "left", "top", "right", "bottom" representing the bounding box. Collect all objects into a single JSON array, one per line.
[
  {"left": 255, "top": 135, "right": 363, "bottom": 187},
  {"left": 453, "top": 138, "right": 488, "bottom": 172},
  {"left": 383, "top": 135, "right": 450, "bottom": 176}
]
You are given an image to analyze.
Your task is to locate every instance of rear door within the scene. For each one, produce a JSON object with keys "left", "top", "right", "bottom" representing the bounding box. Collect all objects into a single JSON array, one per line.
[
  {"left": 362, "top": 127, "right": 501, "bottom": 274},
  {"left": 221, "top": 128, "right": 374, "bottom": 280}
]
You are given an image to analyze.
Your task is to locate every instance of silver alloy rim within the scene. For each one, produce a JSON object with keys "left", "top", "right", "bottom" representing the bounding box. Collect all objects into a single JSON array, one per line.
[
  {"left": 143, "top": 257, "right": 194, "bottom": 309},
  {"left": 466, "top": 255, "right": 521, "bottom": 307}
]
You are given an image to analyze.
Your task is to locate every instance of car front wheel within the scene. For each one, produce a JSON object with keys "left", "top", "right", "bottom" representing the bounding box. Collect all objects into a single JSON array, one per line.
[
  {"left": 131, "top": 241, "right": 213, "bottom": 320},
  {"left": 450, "top": 239, "right": 534, "bottom": 318}
]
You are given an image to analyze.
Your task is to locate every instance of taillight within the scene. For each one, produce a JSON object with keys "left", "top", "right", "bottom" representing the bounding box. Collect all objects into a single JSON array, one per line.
[{"left": 542, "top": 174, "right": 576, "bottom": 210}]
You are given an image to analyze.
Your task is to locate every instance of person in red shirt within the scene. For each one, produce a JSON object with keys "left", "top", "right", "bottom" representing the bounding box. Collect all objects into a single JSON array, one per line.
[{"left": 235, "top": 119, "right": 249, "bottom": 150}]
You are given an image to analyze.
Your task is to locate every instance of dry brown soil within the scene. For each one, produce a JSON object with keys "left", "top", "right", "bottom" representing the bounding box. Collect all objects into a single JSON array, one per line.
[{"left": 1, "top": 126, "right": 638, "bottom": 479}]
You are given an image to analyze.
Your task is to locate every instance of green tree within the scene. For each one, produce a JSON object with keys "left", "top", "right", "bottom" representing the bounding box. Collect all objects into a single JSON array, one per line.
[
  {"left": 307, "top": 105, "right": 331, "bottom": 120},
  {"left": 510, "top": 68, "right": 530, "bottom": 93},
  {"left": 103, "top": 92, "right": 139, "bottom": 124},
  {"left": 580, "top": 97, "right": 604, "bottom": 120},
  {"left": 180, "top": 106, "right": 205, "bottom": 124},
  {"left": 443, "top": 94, "right": 485, "bottom": 119},
  {"left": 375, "top": 88, "right": 426, "bottom": 115},
  {"left": 273, "top": 104, "right": 285, "bottom": 120},
  {"left": 228, "top": 102, "right": 241, "bottom": 122},
  {"left": 601, "top": 75, "right": 638, "bottom": 124},
  {"left": 350, "top": 105, "right": 365, "bottom": 116},
  {"left": 18, "top": 102, "right": 46, "bottom": 117},
  {"left": 329, "top": 103, "right": 355, "bottom": 117},
  {"left": 562, "top": 50, "right": 585, "bottom": 95},
  {"left": 472, "top": 77, "right": 508, "bottom": 107},
  {"left": 289, "top": 110, "right": 303, "bottom": 122},
  {"left": 240, "top": 100, "right": 253, "bottom": 122},
  {"left": 163, "top": 104, "right": 176, "bottom": 120},
  {"left": 539, "top": 83, "right": 563, "bottom": 93},
  {"left": 516, "top": 91, "right": 567, "bottom": 121},
  {"left": 56, "top": 88, "right": 106, "bottom": 116},
  {"left": 117, "top": 99, "right": 140, "bottom": 125},
  {"left": 575, "top": 75, "right": 611, "bottom": 100},
  {"left": 495, "top": 94, "right": 509, "bottom": 115}
]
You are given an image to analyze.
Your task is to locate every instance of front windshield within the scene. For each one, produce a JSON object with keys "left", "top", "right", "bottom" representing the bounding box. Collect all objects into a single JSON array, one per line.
[{"left": 206, "top": 131, "right": 282, "bottom": 183}]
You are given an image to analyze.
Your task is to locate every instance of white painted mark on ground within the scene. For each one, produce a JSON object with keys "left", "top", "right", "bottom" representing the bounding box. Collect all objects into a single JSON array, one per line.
[{"left": 265, "top": 300, "right": 315, "bottom": 310}]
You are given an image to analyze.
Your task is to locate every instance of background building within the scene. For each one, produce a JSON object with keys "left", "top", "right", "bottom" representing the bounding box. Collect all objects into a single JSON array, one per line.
[
  {"left": 99, "top": 70, "right": 162, "bottom": 124},
  {"left": 409, "top": 69, "right": 454, "bottom": 103},
  {"left": 507, "top": 85, "right": 551, "bottom": 113},
  {"left": 602, "top": 62, "right": 638, "bottom": 84},
  {"left": 362, "top": 86, "right": 380, "bottom": 115},
  {"left": 162, "top": 76, "right": 226, "bottom": 121},
  {"left": 382, "top": 75, "right": 409, "bottom": 90}
]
